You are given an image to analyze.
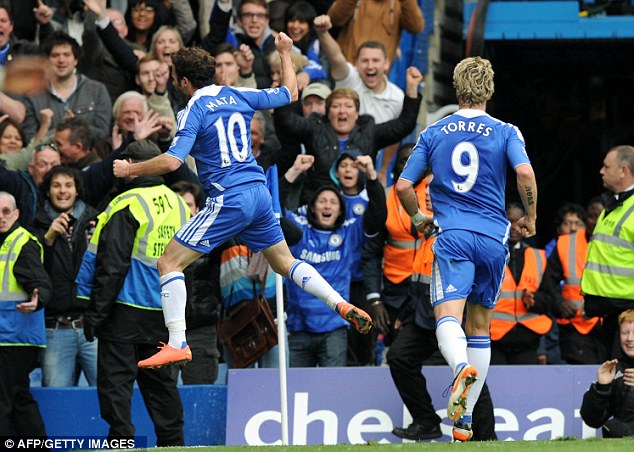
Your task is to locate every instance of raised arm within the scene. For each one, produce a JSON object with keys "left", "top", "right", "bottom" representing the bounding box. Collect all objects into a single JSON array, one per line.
[
  {"left": 275, "top": 32, "right": 299, "bottom": 102},
  {"left": 200, "top": 0, "right": 233, "bottom": 53},
  {"left": 314, "top": 14, "right": 349, "bottom": 81}
]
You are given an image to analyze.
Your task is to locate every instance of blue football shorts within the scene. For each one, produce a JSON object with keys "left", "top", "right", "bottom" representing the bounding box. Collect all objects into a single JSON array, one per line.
[
  {"left": 430, "top": 229, "right": 509, "bottom": 309},
  {"left": 174, "top": 182, "right": 284, "bottom": 254}
]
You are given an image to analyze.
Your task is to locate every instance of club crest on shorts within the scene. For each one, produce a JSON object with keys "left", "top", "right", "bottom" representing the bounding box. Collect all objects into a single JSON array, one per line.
[{"left": 329, "top": 234, "right": 343, "bottom": 247}]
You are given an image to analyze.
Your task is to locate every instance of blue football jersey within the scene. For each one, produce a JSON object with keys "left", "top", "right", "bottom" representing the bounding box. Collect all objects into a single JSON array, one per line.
[
  {"left": 167, "top": 85, "right": 291, "bottom": 197},
  {"left": 285, "top": 211, "right": 365, "bottom": 333},
  {"left": 399, "top": 109, "right": 531, "bottom": 244}
]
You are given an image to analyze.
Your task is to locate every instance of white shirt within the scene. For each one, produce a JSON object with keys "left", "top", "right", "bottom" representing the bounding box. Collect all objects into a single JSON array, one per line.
[{"left": 336, "top": 63, "right": 404, "bottom": 124}]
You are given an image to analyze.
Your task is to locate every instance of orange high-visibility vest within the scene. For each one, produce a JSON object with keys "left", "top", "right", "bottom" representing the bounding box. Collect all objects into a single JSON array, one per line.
[
  {"left": 491, "top": 247, "right": 553, "bottom": 341},
  {"left": 383, "top": 180, "right": 429, "bottom": 284},
  {"left": 556, "top": 230, "right": 600, "bottom": 334},
  {"left": 411, "top": 235, "right": 436, "bottom": 285}
]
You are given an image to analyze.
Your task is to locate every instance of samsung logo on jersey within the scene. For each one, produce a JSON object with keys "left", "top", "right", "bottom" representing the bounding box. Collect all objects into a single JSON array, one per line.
[
  {"left": 440, "top": 121, "right": 492, "bottom": 137},
  {"left": 205, "top": 96, "right": 238, "bottom": 111},
  {"left": 299, "top": 250, "right": 341, "bottom": 263}
]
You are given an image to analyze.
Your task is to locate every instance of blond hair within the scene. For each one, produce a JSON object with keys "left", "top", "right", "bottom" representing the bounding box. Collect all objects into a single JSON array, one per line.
[
  {"left": 618, "top": 309, "right": 634, "bottom": 326},
  {"left": 453, "top": 56, "right": 494, "bottom": 107}
]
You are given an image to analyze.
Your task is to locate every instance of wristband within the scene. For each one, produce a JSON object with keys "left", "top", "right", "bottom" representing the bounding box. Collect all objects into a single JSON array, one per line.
[{"left": 410, "top": 210, "right": 426, "bottom": 226}]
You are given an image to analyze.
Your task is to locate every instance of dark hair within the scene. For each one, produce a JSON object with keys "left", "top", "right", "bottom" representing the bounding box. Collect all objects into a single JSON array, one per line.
[
  {"left": 125, "top": 0, "right": 167, "bottom": 50},
  {"left": 170, "top": 181, "right": 204, "bottom": 209},
  {"left": 394, "top": 143, "right": 415, "bottom": 181},
  {"left": 211, "top": 43, "right": 238, "bottom": 58},
  {"left": 0, "top": 2, "right": 13, "bottom": 22},
  {"left": 172, "top": 47, "right": 215, "bottom": 89},
  {"left": 308, "top": 185, "right": 346, "bottom": 231},
  {"left": 355, "top": 40, "right": 387, "bottom": 60},
  {"left": 40, "top": 31, "right": 82, "bottom": 61},
  {"left": 553, "top": 202, "right": 586, "bottom": 229},
  {"left": 42, "top": 165, "right": 84, "bottom": 199},
  {"left": 284, "top": 1, "right": 317, "bottom": 54},
  {"left": 55, "top": 118, "right": 94, "bottom": 150},
  {"left": 0, "top": 118, "right": 26, "bottom": 148},
  {"left": 239, "top": 0, "right": 269, "bottom": 15},
  {"left": 586, "top": 195, "right": 604, "bottom": 209}
]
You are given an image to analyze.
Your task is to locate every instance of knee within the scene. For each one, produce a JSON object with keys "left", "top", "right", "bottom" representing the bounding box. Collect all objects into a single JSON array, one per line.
[
  {"left": 158, "top": 254, "right": 181, "bottom": 275},
  {"left": 157, "top": 256, "right": 170, "bottom": 275},
  {"left": 270, "top": 256, "right": 294, "bottom": 278}
]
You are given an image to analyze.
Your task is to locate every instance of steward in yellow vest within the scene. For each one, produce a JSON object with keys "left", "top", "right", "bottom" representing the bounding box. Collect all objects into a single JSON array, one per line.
[
  {"left": 0, "top": 192, "right": 51, "bottom": 437},
  {"left": 582, "top": 145, "right": 634, "bottom": 356},
  {"left": 74, "top": 140, "right": 190, "bottom": 445}
]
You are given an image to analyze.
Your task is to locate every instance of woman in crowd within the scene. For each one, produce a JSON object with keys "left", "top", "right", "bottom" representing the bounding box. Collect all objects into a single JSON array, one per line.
[
  {"left": 0, "top": 118, "right": 26, "bottom": 155},
  {"left": 283, "top": 1, "right": 328, "bottom": 85}
]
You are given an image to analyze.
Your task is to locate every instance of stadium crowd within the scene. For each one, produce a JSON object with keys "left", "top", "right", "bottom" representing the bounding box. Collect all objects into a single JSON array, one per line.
[{"left": 0, "top": 0, "right": 632, "bottom": 443}]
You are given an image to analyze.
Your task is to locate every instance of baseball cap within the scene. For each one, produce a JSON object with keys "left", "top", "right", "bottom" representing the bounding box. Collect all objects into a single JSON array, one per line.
[
  {"left": 122, "top": 140, "right": 161, "bottom": 161},
  {"left": 301, "top": 83, "right": 332, "bottom": 102}
]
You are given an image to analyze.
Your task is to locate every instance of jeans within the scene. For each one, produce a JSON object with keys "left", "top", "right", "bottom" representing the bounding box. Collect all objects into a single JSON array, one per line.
[
  {"left": 289, "top": 327, "right": 347, "bottom": 368},
  {"left": 41, "top": 327, "right": 98, "bottom": 387}
]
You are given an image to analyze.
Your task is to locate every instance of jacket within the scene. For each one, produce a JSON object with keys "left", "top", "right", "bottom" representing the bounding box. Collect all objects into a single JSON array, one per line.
[
  {"left": 582, "top": 189, "right": 634, "bottom": 301},
  {"left": 77, "top": 177, "right": 188, "bottom": 343},
  {"left": 21, "top": 74, "right": 113, "bottom": 142},
  {"left": 31, "top": 200, "right": 99, "bottom": 318},
  {"left": 580, "top": 354, "right": 634, "bottom": 438},
  {"left": 0, "top": 223, "right": 51, "bottom": 346}
]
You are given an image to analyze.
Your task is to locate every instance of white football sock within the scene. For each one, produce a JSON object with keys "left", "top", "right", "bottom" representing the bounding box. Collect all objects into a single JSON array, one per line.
[
  {"left": 435, "top": 316, "right": 468, "bottom": 375},
  {"left": 288, "top": 260, "right": 344, "bottom": 310},
  {"left": 464, "top": 335, "right": 491, "bottom": 419},
  {"left": 160, "top": 272, "right": 187, "bottom": 349}
]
